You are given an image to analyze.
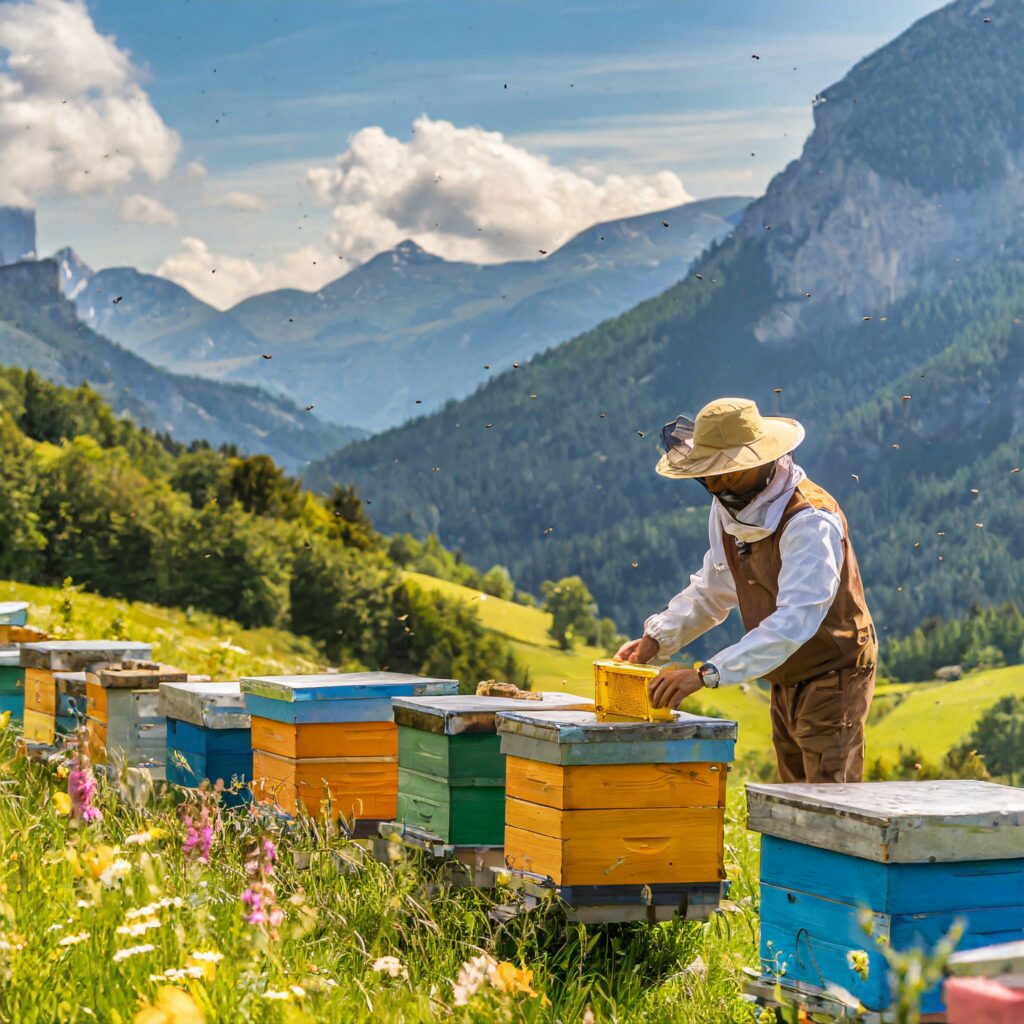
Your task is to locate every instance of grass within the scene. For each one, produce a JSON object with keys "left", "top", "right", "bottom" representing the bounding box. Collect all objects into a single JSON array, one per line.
[
  {"left": 0, "top": 721, "right": 763, "bottom": 1023},
  {"left": 0, "top": 580, "right": 325, "bottom": 679}
]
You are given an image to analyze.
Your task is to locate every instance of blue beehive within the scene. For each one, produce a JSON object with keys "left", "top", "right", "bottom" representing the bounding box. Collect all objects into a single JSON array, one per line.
[
  {"left": 747, "top": 781, "right": 1024, "bottom": 1015},
  {"left": 160, "top": 681, "right": 252, "bottom": 805},
  {"left": 0, "top": 602, "right": 28, "bottom": 627}
]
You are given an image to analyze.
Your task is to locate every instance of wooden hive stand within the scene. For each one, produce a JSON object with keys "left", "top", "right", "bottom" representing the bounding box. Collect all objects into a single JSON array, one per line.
[
  {"left": 746, "top": 780, "right": 1024, "bottom": 1019},
  {"left": 495, "top": 708, "right": 736, "bottom": 923},
  {"left": 85, "top": 658, "right": 183, "bottom": 776},
  {"left": 375, "top": 692, "right": 593, "bottom": 885},
  {"left": 160, "top": 680, "right": 252, "bottom": 806},
  {"left": 240, "top": 672, "right": 458, "bottom": 836},
  {"left": 19, "top": 640, "right": 153, "bottom": 756}
]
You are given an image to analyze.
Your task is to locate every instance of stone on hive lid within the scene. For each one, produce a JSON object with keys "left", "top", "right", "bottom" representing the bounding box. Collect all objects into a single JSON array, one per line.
[
  {"left": 392, "top": 692, "right": 594, "bottom": 735},
  {"left": 746, "top": 780, "right": 1024, "bottom": 863},
  {"left": 20, "top": 640, "right": 153, "bottom": 671},
  {"left": 240, "top": 672, "right": 458, "bottom": 702},
  {"left": 159, "top": 680, "right": 249, "bottom": 729},
  {"left": 89, "top": 661, "right": 187, "bottom": 689}
]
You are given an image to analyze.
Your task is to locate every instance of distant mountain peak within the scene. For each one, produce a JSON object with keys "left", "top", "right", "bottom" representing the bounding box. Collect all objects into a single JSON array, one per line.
[
  {"left": 52, "top": 246, "right": 94, "bottom": 301},
  {"left": 391, "top": 238, "right": 443, "bottom": 264}
]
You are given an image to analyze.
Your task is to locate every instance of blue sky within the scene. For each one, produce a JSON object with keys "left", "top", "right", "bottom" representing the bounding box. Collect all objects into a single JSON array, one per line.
[{"left": 12, "top": 0, "right": 943, "bottom": 306}]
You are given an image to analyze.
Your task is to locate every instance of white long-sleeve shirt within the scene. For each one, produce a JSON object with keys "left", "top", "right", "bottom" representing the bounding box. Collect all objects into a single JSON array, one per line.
[{"left": 643, "top": 463, "right": 845, "bottom": 686}]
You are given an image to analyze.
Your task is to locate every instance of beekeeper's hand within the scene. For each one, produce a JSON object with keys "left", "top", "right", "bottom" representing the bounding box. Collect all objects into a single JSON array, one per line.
[{"left": 614, "top": 635, "right": 660, "bottom": 664}]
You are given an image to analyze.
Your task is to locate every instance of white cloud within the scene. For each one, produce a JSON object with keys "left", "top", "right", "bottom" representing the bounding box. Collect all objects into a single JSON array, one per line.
[
  {"left": 157, "top": 236, "right": 335, "bottom": 310},
  {"left": 119, "top": 193, "right": 178, "bottom": 226},
  {"left": 185, "top": 160, "right": 208, "bottom": 181},
  {"left": 0, "top": 0, "right": 180, "bottom": 206},
  {"left": 206, "top": 190, "right": 267, "bottom": 212},
  {"left": 306, "top": 115, "right": 691, "bottom": 264}
]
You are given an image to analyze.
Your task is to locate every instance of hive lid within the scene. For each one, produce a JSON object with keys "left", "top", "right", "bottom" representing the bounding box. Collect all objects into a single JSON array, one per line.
[
  {"left": 495, "top": 709, "right": 738, "bottom": 744},
  {"left": 240, "top": 672, "right": 458, "bottom": 702},
  {"left": 746, "top": 781, "right": 1024, "bottom": 864},
  {"left": 20, "top": 640, "right": 153, "bottom": 670},
  {"left": 159, "top": 681, "right": 249, "bottom": 729},
  {"left": 0, "top": 601, "right": 28, "bottom": 625},
  {"left": 0, "top": 647, "right": 19, "bottom": 668},
  {"left": 88, "top": 662, "right": 188, "bottom": 689},
  {"left": 947, "top": 940, "right": 1024, "bottom": 978},
  {"left": 392, "top": 692, "right": 594, "bottom": 735}
]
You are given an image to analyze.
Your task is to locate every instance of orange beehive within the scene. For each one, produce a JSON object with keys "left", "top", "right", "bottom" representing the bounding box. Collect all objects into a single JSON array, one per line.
[{"left": 250, "top": 717, "right": 397, "bottom": 760}]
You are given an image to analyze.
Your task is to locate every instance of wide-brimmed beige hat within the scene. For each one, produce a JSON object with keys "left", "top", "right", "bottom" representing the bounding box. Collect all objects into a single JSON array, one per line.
[{"left": 656, "top": 397, "right": 804, "bottom": 479}]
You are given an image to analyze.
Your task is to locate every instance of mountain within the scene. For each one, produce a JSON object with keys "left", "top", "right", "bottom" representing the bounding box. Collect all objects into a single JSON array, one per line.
[
  {"left": 0, "top": 259, "right": 364, "bottom": 471},
  {"left": 306, "top": 0, "right": 1024, "bottom": 649},
  {"left": 0, "top": 207, "right": 36, "bottom": 266},
  {"left": 62, "top": 197, "right": 748, "bottom": 431}
]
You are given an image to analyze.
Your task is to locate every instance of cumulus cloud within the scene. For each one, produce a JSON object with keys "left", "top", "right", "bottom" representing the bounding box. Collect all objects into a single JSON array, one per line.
[
  {"left": 119, "top": 193, "right": 178, "bottom": 226},
  {"left": 157, "top": 236, "right": 336, "bottom": 310},
  {"left": 307, "top": 115, "right": 691, "bottom": 265},
  {"left": 0, "top": 0, "right": 180, "bottom": 206},
  {"left": 185, "top": 160, "right": 208, "bottom": 181},
  {"left": 206, "top": 190, "right": 267, "bottom": 212}
]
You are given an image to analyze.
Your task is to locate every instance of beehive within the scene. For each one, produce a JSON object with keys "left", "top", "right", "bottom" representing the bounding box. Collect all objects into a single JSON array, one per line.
[
  {"left": 945, "top": 940, "right": 1024, "bottom": 1023},
  {"left": 54, "top": 671, "right": 87, "bottom": 735},
  {"left": 0, "top": 647, "right": 24, "bottom": 721},
  {"left": 592, "top": 659, "right": 672, "bottom": 722},
  {"left": 241, "top": 672, "right": 458, "bottom": 824},
  {"left": 19, "top": 641, "right": 153, "bottom": 749},
  {"left": 85, "top": 660, "right": 183, "bottom": 771},
  {"left": 391, "top": 693, "right": 593, "bottom": 846},
  {"left": 160, "top": 681, "right": 251, "bottom": 805},
  {"left": 747, "top": 781, "right": 1024, "bottom": 1016},
  {"left": 498, "top": 709, "right": 735, "bottom": 886},
  {"left": 0, "top": 602, "right": 28, "bottom": 626}
]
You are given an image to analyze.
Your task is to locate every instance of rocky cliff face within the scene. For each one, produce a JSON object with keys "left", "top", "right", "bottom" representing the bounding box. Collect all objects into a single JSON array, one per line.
[
  {"left": 0, "top": 207, "right": 36, "bottom": 266},
  {"left": 738, "top": 0, "right": 1024, "bottom": 345}
]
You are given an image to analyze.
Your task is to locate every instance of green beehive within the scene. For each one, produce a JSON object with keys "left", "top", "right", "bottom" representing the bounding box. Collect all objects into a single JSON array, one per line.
[{"left": 392, "top": 692, "right": 592, "bottom": 846}]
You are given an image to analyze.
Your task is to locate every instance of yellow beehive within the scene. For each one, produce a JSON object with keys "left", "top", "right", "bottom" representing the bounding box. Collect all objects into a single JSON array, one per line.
[{"left": 593, "top": 659, "right": 672, "bottom": 722}]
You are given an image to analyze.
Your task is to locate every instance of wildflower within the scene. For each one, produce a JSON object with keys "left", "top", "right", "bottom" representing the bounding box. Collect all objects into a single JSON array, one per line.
[
  {"left": 68, "top": 756, "right": 102, "bottom": 823},
  {"left": 124, "top": 897, "right": 183, "bottom": 921},
  {"left": 113, "top": 943, "right": 155, "bottom": 962},
  {"left": 452, "top": 953, "right": 496, "bottom": 1006},
  {"left": 187, "top": 949, "right": 223, "bottom": 981},
  {"left": 241, "top": 836, "right": 283, "bottom": 937},
  {"left": 134, "top": 986, "right": 205, "bottom": 1024},
  {"left": 582, "top": 1009, "right": 596, "bottom": 1024},
  {"left": 51, "top": 791, "right": 72, "bottom": 816},
  {"left": 0, "top": 710, "right": 10, "bottom": 730},
  {"left": 149, "top": 967, "right": 204, "bottom": 982},
  {"left": 125, "top": 829, "right": 168, "bottom": 846},
  {"left": 0, "top": 934, "right": 26, "bottom": 953},
  {"left": 490, "top": 962, "right": 538, "bottom": 997},
  {"left": 181, "top": 792, "right": 220, "bottom": 864},
  {"left": 847, "top": 949, "right": 870, "bottom": 981},
  {"left": 117, "top": 918, "right": 162, "bottom": 937},
  {"left": 261, "top": 991, "right": 290, "bottom": 1001},
  {"left": 99, "top": 857, "right": 132, "bottom": 888},
  {"left": 58, "top": 932, "right": 90, "bottom": 947},
  {"left": 372, "top": 955, "right": 408, "bottom": 979}
]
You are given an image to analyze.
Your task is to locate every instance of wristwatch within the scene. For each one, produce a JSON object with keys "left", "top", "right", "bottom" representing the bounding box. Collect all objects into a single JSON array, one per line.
[{"left": 697, "top": 662, "right": 721, "bottom": 689}]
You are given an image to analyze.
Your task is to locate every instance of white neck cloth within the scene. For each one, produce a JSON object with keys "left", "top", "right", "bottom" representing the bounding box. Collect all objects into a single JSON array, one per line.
[{"left": 713, "top": 455, "right": 806, "bottom": 543}]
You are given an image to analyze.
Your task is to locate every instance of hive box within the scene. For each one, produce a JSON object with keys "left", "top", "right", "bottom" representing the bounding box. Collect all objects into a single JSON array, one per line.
[
  {"left": 85, "top": 660, "right": 183, "bottom": 770},
  {"left": 0, "top": 602, "right": 28, "bottom": 626},
  {"left": 160, "top": 681, "right": 251, "bottom": 804},
  {"left": 747, "top": 781, "right": 1024, "bottom": 1016},
  {"left": 241, "top": 672, "right": 458, "bottom": 822},
  {"left": 946, "top": 940, "right": 1024, "bottom": 1024},
  {"left": 391, "top": 693, "right": 593, "bottom": 846},
  {"left": 498, "top": 710, "right": 736, "bottom": 886},
  {"left": 20, "top": 640, "right": 152, "bottom": 672},
  {"left": 0, "top": 647, "right": 24, "bottom": 720}
]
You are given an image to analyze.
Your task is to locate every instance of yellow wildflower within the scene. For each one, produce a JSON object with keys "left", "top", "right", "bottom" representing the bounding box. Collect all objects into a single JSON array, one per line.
[
  {"left": 490, "top": 961, "right": 538, "bottom": 997},
  {"left": 186, "top": 949, "right": 223, "bottom": 982},
  {"left": 81, "top": 845, "right": 116, "bottom": 881},
  {"left": 134, "top": 986, "right": 205, "bottom": 1024},
  {"left": 56, "top": 763, "right": 69, "bottom": 779},
  {"left": 0, "top": 710, "right": 10, "bottom": 731},
  {"left": 52, "top": 791, "right": 72, "bottom": 816},
  {"left": 847, "top": 949, "right": 870, "bottom": 981}
]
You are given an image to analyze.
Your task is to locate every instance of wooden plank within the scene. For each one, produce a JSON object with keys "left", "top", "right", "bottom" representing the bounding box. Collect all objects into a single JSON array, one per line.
[
  {"left": 251, "top": 717, "right": 396, "bottom": 759},
  {"left": 159, "top": 681, "right": 249, "bottom": 728},
  {"left": 23, "top": 708, "right": 55, "bottom": 744},
  {"left": 505, "top": 757, "right": 727, "bottom": 811},
  {"left": 251, "top": 748, "right": 397, "bottom": 820},
  {"left": 496, "top": 709, "right": 738, "bottom": 744},
  {"left": 500, "top": 732, "right": 736, "bottom": 767},
  {"left": 0, "top": 625, "right": 47, "bottom": 644},
  {"left": 392, "top": 693, "right": 593, "bottom": 735},
  {"left": 398, "top": 727, "right": 504, "bottom": 781},
  {"left": 747, "top": 781, "right": 1024, "bottom": 864},
  {"left": 88, "top": 663, "right": 187, "bottom": 689},
  {"left": 243, "top": 693, "right": 398, "bottom": 724},
  {"left": 24, "top": 668, "right": 55, "bottom": 715},
  {"left": 86, "top": 681, "right": 106, "bottom": 722},
  {"left": 761, "top": 836, "right": 1024, "bottom": 914},
  {"left": 240, "top": 672, "right": 458, "bottom": 703},
  {"left": 20, "top": 641, "right": 152, "bottom": 671},
  {"left": 87, "top": 719, "right": 106, "bottom": 762},
  {"left": 503, "top": 813, "right": 724, "bottom": 886}
]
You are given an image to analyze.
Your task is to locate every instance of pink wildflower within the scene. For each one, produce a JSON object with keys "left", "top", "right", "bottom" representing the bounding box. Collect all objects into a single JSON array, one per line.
[
  {"left": 68, "top": 756, "right": 101, "bottom": 824},
  {"left": 180, "top": 791, "right": 219, "bottom": 864},
  {"left": 241, "top": 835, "right": 283, "bottom": 938}
]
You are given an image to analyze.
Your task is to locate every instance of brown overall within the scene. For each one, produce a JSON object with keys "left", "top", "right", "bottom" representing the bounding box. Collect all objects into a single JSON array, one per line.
[{"left": 722, "top": 480, "right": 877, "bottom": 783}]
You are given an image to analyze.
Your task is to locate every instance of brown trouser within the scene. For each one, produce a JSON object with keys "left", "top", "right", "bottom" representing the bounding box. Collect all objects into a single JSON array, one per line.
[{"left": 769, "top": 662, "right": 876, "bottom": 783}]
